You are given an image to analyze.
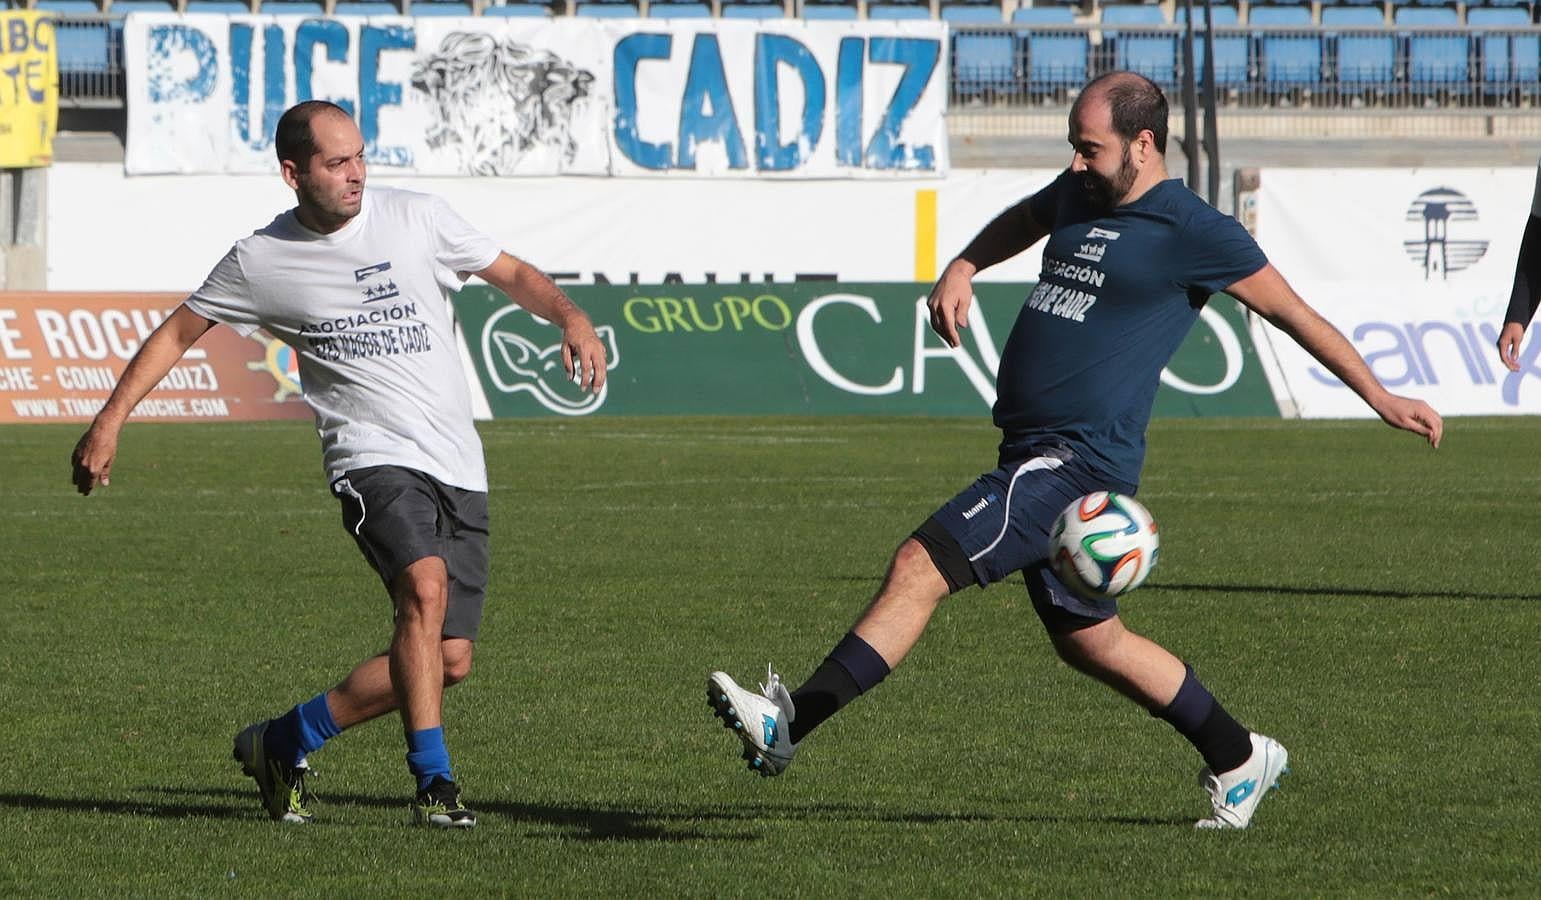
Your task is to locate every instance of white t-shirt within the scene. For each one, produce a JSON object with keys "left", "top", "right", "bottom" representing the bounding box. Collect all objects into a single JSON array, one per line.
[{"left": 186, "top": 186, "right": 501, "bottom": 491}]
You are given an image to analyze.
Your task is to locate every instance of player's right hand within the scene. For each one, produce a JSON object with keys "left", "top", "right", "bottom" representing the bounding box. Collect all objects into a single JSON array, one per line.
[
  {"left": 1376, "top": 395, "right": 1443, "bottom": 450},
  {"left": 926, "top": 260, "right": 977, "bottom": 348},
  {"left": 1496, "top": 321, "right": 1526, "bottom": 372},
  {"left": 71, "top": 425, "right": 118, "bottom": 496}
]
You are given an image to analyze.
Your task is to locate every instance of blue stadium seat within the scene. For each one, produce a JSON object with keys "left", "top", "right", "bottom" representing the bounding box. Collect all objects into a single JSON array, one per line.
[
  {"left": 1469, "top": 5, "right": 1538, "bottom": 89},
  {"left": 108, "top": 0, "right": 175, "bottom": 10},
  {"left": 258, "top": 1, "right": 327, "bottom": 14},
  {"left": 482, "top": 2, "right": 553, "bottom": 14},
  {"left": 868, "top": 3, "right": 932, "bottom": 19},
  {"left": 330, "top": 0, "right": 401, "bottom": 13},
  {"left": 720, "top": 1, "right": 784, "bottom": 18},
  {"left": 1252, "top": 4, "right": 1321, "bottom": 86},
  {"left": 1323, "top": 6, "right": 1396, "bottom": 90},
  {"left": 1174, "top": 4, "right": 1250, "bottom": 86},
  {"left": 1103, "top": 4, "right": 1178, "bottom": 86},
  {"left": 576, "top": 1, "right": 638, "bottom": 14},
  {"left": 183, "top": 1, "right": 252, "bottom": 12},
  {"left": 801, "top": 2, "right": 856, "bottom": 19},
  {"left": 649, "top": 1, "right": 710, "bottom": 15},
  {"left": 410, "top": 0, "right": 474, "bottom": 14},
  {"left": 1396, "top": 6, "right": 1468, "bottom": 90},
  {"left": 944, "top": 5, "right": 1013, "bottom": 96},
  {"left": 1013, "top": 6, "right": 1086, "bottom": 89},
  {"left": 39, "top": 1, "right": 110, "bottom": 76}
]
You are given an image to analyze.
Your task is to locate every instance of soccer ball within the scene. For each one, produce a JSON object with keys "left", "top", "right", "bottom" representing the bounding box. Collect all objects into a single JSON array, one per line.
[{"left": 1048, "top": 492, "right": 1160, "bottom": 601}]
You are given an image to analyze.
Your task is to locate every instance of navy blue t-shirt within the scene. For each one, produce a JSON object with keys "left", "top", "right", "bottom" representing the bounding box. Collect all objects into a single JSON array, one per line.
[{"left": 993, "top": 172, "right": 1268, "bottom": 490}]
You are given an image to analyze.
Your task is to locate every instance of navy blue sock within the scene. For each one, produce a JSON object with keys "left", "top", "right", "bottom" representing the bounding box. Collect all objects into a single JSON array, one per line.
[
  {"left": 263, "top": 693, "right": 341, "bottom": 768},
  {"left": 788, "top": 632, "right": 891, "bottom": 744},
  {"left": 405, "top": 726, "right": 453, "bottom": 792},
  {"left": 1154, "top": 664, "right": 1254, "bottom": 774}
]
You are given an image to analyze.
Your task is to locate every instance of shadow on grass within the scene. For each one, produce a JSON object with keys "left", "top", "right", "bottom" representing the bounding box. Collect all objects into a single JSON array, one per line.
[
  {"left": 1145, "top": 582, "right": 1541, "bottom": 602},
  {"left": 0, "top": 789, "right": 1190, "bottom": 836}
]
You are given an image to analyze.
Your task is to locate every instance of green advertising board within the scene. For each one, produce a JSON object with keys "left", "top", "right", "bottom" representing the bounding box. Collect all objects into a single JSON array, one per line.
[{"left": 451, "top": 283, "right": 1279, "bottom": 418}]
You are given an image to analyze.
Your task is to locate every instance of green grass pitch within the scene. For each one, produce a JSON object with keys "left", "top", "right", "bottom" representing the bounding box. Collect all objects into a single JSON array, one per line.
[{"left": 2, "top": 416, "right": 1537, "bottom": 896}]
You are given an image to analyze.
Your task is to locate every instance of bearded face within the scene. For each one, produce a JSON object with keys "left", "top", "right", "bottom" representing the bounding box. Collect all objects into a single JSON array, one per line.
[{"left": 1079, "top": 139, "right": 1138, "bottom": 213}]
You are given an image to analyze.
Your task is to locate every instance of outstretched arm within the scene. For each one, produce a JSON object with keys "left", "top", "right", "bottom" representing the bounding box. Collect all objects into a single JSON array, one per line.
[
  {"left": 927, "top": 196, "right": 1052, "bottom": 348},
  {"left": 72, "top": 304, "right": 218, "bottom": 495},
  {"left": 474, "top": 251, "right": 607, "bottom": 393},
  {"left": 1228, "top": 264, "right": 1443, "bottom": 449},
  {"left": 1499, "top": 213, "right": 1541, "bottom": 371}
]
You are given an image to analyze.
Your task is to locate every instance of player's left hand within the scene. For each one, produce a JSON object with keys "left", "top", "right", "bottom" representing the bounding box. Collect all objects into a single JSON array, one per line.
[
  {"left": 1496, "top": 322, "right": 1526, "bottom": 372},
  {"left": 1376, "top": 395, "right": 1443, "bottom": 449},
  {"left": 562, "top": 316, "right": 608, "bottom": 393}
]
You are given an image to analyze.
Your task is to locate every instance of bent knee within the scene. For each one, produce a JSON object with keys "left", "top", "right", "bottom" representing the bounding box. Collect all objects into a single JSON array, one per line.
[
  {"left": 442, "top": 640, "right": 474, "bottom": 685},
  {"left": 893, "top": 538, "right": 937, "bottom": 578}
]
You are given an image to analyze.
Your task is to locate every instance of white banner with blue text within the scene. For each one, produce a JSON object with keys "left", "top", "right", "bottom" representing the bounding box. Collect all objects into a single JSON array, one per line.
[
  {"left": 1254, "top": 167, "right": 1540, "bottom": 417},
  {"left": 123, "top": 14, "right": 949, "bottom": 179}
]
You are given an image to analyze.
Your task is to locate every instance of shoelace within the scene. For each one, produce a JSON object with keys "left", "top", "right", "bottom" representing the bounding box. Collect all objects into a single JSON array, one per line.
[{"left": 757, "top": 664, "right": 783, "bottom": 700}]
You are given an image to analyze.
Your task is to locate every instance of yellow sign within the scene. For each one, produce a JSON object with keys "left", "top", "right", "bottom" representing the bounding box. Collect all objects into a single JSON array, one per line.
[{"left": 0, "top": 11, "right": 58, "bottom": 168}]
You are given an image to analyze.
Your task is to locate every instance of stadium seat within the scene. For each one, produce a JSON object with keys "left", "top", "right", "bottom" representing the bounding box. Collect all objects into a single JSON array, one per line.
[
  {"left": 868, "top": 3, "right": 932, "bottom": 19},
  {"left": 183, "top": 1, "right": 253, "bottom": 12},
  {"left": 801, "top": 1, "right": 856, "bottom": 18},
  {"left": 330, "top": 0, "right": 401, "bottom": 13},
  {"left": 1013, "top": 6, "right": 1087, "bottom": 90},
  {"left": 1468, "top": 5, "right": 1538, "bottom": 91},
  {"left": 39, "top": 0, "right": 110, "bottom": 79},
  {"left": 108, "top": 0, "right": 175, "bottom": 10},
  {"left": 721, "top": 2, "right": 785, "bottom": 17},
  {"left": 1396, "top": 6, "right": 1469, "bottom": 90},
  {"left": 1103, "top": 4, "right": 1178, "bottom": 87},
  {"left": 943, "top": 5, "right": 1013, "bottom": 96},
  {"left": 258, "top": 1, "right": 327, "bottom": 14},
  {"left": 1252, "top": 3, "right": 1321, "bottom": 87},
  {"left": 648, "top": 1, "right": 711, "bottom": 15},
  {"left": 410, "top": 0, "right": 474, "bottom": 14},
  {"left": 576, "top": 1, "right": 638, "bottom": 14},
  {"left": 1174, "top": 4, "right": 1250, "bottom": 86},
  {"left": 482, "top": 2, "right": 553, "bottom": 15},
  {"left": 1324, "top": 5, "right": 1396, "bottom": 91}
]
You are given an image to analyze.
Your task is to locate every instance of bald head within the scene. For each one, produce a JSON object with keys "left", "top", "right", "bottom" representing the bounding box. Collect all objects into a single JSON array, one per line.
[
  {"left": 275, "top": 100, "right": 355, "bottom": 167},
  {"left": 1073, "top": 72, "right": 1168, "bottom": 155}
]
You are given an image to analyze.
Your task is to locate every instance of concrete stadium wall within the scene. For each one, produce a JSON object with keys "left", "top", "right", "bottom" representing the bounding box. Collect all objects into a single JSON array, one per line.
[{"left": 45, "top": 163, "right": 1059, "bottom": 291}]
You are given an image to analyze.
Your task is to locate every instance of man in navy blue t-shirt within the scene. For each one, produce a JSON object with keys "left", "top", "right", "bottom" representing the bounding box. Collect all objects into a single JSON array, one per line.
[
  {"left": 1498, "top": 158, "right": 1541, "bottom": 369},
  {"left": 706, "top": 72, "right": 1443, "bottom": 829}
]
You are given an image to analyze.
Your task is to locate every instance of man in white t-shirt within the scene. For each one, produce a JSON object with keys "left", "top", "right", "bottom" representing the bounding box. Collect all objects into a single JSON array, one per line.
[
  {"left": 1498, "top": 159, "right": 1541, "bottom": 370},
  {"left": 70, "top": 100, "right": 608, "bottom": 829}
]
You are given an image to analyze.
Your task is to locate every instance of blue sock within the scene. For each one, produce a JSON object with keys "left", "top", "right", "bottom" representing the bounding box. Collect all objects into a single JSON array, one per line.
[
  {"left": 788, "top": 632, "right": 892, "bottom": 743},
  {"left": 1154, "top": 664, "right": 1254, "bottom": 774},
  {"left": 264, "top": 693, "right": 341, "bottom": 768},
  {"left": 405, "top": 726, "right": 453, "bottom": 791}
]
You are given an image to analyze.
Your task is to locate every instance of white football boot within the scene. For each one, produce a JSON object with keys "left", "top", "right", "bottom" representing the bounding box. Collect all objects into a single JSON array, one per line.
[
  {"left": 707, "top": 666, "right": 798, "bottom": 776},
  {"left": 1195, "top": 732, "right": 1289, "bottom": 829}
]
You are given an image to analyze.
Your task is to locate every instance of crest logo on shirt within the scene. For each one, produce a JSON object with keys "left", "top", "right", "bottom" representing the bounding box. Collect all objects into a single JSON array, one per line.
[
  {"left": 480, "top": 307, "right": 620, "bottom": 416},
  {"left": 1074, "top": 242, "right": 1107, "bottom": 263},
  {"left": 355, "top": 261, "right": 401, "bottom": 303},
  {"left": 1402, "top": 187, "right": 1488, "bottom": 280}
]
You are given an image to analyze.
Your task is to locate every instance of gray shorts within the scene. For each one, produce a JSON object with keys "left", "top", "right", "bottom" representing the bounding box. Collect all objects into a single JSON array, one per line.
[{"left": 331, "top": 466, "right": 490, "bottom": 641}]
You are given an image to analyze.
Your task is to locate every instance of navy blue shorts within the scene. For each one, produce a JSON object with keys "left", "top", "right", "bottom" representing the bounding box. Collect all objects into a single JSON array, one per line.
[{"left": 911, "top": 442, "right": 1127, "bottom": 634}]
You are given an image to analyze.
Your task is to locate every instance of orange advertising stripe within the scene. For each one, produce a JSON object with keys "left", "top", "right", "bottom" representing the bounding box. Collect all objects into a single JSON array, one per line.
[{"left": 0, "top": 292, "right": 311, "bottom": 424}]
